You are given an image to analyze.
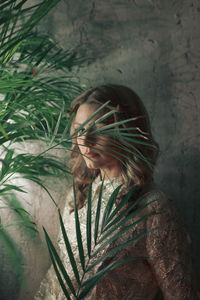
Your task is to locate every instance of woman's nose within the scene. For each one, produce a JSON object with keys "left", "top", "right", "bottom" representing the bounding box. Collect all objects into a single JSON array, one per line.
[{"left": 81, "top": 132, "right": 95, "bottom": 146}]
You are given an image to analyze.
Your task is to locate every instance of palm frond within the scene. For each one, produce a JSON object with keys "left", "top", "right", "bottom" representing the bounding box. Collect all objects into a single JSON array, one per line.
[
  {"left": 44, "top": 228, "right": 76, "bottom": 299},
  {"left": 73, "top": 178, "right": 85, "bottom": 272},
  {"left": 45, "top": 179, "right": 158, "bottom": 299},
  {"left": 0, "top": 0, "right": 61, "bottom": 62},
  {"left": 94, "top": 177, "right": 104, "bottom": 245},
  {"left": 86, "top": 179, "right": 93, "bottom": 258},
  {"left": 0, "top": 0, "right": 84, "bottom": 287}
]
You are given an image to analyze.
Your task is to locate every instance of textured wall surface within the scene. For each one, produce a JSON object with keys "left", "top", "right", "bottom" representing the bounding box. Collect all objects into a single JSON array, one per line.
[{"left": 1, "top": 0, "right": 200, "bottom": 299}]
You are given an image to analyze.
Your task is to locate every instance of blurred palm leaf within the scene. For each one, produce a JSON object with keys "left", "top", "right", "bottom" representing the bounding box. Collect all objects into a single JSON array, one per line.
[
  {"left": 44, "top": 179, "right": 158, "bottom": 299},
  {"left": 0, "top": 0, "right": 84, "bottom": 210},
  {"left": 0, "top": 0, "right": 84, "bottom": 288},
  {"left": 1, "top": 193, "right": 37, "bottom": 238}
]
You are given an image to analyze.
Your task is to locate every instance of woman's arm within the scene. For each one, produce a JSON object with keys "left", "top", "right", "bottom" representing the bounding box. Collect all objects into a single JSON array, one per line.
[{"left": 146, "top": 190, "right": 199, "bottom": 300}]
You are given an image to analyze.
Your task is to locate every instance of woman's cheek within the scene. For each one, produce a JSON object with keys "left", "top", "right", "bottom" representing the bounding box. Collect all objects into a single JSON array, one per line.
[{"left": 76, "top": 138, "right": 83, "bottom": 152}]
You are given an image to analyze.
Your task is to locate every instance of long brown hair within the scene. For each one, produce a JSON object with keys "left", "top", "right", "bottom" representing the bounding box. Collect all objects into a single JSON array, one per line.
[{"left": 69, "top": 84, "right": 159, "bottom": 209}]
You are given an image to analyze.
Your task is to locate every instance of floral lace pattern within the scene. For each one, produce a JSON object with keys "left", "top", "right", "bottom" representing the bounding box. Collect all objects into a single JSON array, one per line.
[
  {"left": 35, "top": 177, "right": 122, "bottom": 300},
  {"left": 35, "top": 178, "right": 199, "bottom": 300}
]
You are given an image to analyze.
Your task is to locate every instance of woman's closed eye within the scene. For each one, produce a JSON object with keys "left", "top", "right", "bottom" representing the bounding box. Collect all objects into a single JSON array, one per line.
[
  {"left": 75, "top": 126, "right": 98, "bottom": 136},
  {"left": 77, "top": 127, "right": 86, "bottom": 136},
  {"left": 75, "top": 128, "right": 97, "bottom": 144}
]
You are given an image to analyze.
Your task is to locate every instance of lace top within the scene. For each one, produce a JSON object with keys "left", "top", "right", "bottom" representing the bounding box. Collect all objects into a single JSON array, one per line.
[{"left": 35, "top": 177, "right": 199, "bottom": 300}]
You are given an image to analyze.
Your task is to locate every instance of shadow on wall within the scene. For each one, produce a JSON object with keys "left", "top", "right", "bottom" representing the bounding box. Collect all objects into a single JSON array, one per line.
[
  {"left": 0, "top": 246, "right": 20, "bottom": 300},
  {"left": 43, "top": 0, "right": 177, "bottom": 64}
]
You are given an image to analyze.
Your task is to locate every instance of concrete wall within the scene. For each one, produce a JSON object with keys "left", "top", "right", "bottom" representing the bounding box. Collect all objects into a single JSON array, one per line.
[{"left": 1, "top": 0, "right": 200, "bottom": 299}]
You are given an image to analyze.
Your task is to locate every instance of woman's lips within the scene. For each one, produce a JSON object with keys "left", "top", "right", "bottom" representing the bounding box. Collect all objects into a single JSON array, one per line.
[{"left": 84, "top": 152, "right": 98, "bottom": 158}]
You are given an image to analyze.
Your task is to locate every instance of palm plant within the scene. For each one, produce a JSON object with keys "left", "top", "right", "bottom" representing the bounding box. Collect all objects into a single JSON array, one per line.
[
  {"left": 44, "top": 178, "right": 157, "bottom": 299},
  {"left": 0, "top": 0, "right": 84, "bottom": 287}
]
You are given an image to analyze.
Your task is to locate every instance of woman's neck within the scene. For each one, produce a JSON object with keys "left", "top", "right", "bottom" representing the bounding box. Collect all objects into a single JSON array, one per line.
[{"left": 100, "top": 167, "right": 122, "bottom": 180}]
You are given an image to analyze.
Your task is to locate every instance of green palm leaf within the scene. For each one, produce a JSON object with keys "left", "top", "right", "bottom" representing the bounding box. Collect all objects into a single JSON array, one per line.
[
  {"left": 0, "top": 0, "right": 84, "bottom": 289},
  {"left": 58, "top": 209, "right": 81, "bottom": 285},
  {"left": 44, "top": 227, "right": 76, "bottom": 297},
  {"left": 94, "top": 177, "right": 104, "bottom": 245},
  {"left": 86, "top": 179, "right": 93, "bottom": 258},
  {"left": 73, "top": 179, "right": 85, "bottom": 272},
  {"left": 45, "top": 179, "right": 158, "bottom": 299},
  {"left": 100, "top": 184, "right": 122, "bottom": 233},
  {"left": 44, "top": 232, "right": 72, "bottom": 300},
  {"left": 79, "top": 257, "right": 142, "bottom": 299}
]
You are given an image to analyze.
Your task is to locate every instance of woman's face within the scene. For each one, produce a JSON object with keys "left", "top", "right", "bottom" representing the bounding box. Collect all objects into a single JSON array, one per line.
[{"left": 74, "top": 103, "right": 122, "bottom": 179}]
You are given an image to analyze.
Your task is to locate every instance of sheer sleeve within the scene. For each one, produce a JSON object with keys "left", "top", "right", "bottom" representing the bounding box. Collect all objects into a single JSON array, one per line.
[{"left": 145, "top": 190, "right": 199, "bottom": 300}]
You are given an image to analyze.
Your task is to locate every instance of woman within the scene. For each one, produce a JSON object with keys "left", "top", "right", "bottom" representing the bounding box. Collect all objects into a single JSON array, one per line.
[{"left": 35, "top": 84, "right": 198, "bottom": 299}]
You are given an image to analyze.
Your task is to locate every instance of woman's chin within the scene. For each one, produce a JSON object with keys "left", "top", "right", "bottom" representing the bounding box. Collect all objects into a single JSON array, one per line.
[{"left": 85, "top": 159, "right": 99, "bottom": 169}]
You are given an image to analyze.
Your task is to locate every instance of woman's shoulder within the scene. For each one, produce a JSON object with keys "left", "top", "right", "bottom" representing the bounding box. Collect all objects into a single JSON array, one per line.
[
  {"left": 139, "top": 182, "right": 177, "bottom": 216},
  {"left": 138, "top": 183, "right": 188, "bottom": 238}
]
